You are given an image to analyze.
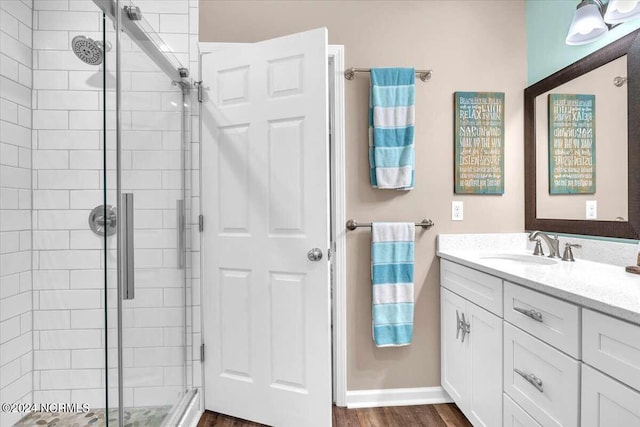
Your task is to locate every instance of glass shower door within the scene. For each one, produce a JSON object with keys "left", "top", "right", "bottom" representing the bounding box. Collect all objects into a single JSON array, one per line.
[
  {"left": 97, "top": 0, "right": 190, "bottom": 423},
  {"left": 117, "top": 26, "right": 187, "bottom": 424}
]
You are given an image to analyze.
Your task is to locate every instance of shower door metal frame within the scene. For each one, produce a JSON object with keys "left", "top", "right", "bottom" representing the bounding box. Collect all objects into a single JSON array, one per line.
[
  {"left": 114, "top": 2, "right": 124, "bottom": 425},
  {"left": 92, "top": 0, "right": 187, "bottom": 83}
]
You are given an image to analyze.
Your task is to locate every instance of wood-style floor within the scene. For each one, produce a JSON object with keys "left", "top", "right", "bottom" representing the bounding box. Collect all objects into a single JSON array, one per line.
[{"left": 198, "top": 404, "right": 472, "bottom": 426}]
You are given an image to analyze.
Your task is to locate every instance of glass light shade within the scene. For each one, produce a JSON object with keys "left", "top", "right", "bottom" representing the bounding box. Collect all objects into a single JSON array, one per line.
[
  {"left": 604, "top": 0, "right": 640, "bottom": 24},
  {"left": 566, "top": 3, "right": 609, "bottom": 45}
]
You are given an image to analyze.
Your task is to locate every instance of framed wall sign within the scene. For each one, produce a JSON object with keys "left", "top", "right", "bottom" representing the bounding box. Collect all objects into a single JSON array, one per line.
[
  {"left": 454, "top": 91, "right": 505, "bottom": 194},
  {"left": 548, "top": 93, "right": 595, "bottom": 194}
]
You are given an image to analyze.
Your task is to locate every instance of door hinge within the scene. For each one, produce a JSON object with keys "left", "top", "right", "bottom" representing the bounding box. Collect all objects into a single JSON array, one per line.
[
  {"left": 194, "top": 81, "right": 203, "bottom": 102},
  {"left": 200, "top": 343, "right": 205, "bottom": 362},
  {"left": 198, "top": 214, "right": 204, "bottom": 232}
]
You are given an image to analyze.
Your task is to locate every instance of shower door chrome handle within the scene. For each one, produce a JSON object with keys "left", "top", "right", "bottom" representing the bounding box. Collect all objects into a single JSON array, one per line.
[
  {"left": 120, "top": 193, "right": 135, "bottom": 300},
  {"left": 177, "top": 199, "right": 185, "bottom": 269}
]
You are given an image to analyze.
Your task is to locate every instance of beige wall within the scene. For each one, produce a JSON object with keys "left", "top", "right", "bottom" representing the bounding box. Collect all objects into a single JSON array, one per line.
[{"left": 200, "top": 0, "right": 526, "bottom": 390}]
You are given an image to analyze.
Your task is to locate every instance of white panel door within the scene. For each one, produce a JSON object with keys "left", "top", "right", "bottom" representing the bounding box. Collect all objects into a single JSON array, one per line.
[{"left": 201, "top": 28, "right": 330, "bottom": 427}]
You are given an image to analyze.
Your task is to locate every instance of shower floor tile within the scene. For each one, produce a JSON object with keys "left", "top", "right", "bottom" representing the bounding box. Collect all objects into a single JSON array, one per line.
[{"left": 14, "top": 405, "right": 172, "bottom": 427}]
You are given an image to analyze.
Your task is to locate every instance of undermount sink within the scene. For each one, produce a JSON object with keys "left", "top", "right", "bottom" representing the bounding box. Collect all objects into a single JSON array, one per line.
[{"left": 479, "top": 253, "right": 559, "bottom": 266}]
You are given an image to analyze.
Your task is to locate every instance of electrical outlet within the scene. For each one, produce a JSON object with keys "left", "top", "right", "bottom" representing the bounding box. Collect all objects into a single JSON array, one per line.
[
  {"left": 452, "top": 201, "right": 464, "bottom": 221},
  {"left": 586, "top": 200, "right": 597, "bottom": 219}
]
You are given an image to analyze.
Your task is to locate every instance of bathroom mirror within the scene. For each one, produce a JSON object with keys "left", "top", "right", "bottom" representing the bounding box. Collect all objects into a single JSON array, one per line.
[{"left": 525, "top": 29, "right": 640, "bottom": 239}]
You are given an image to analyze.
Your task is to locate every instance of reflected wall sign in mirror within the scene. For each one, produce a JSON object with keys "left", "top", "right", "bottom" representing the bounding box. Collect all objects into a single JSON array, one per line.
[{"left": 525, "top": 29, "right": 640, "bottom": 239}]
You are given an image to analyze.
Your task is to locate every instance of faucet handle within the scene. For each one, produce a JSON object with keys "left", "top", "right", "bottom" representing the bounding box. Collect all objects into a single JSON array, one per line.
[
  {"left": 562, "top": 243, "right": 582, "bottom": 262},
  {"left": 533, "top": 239, "right": 545, "bottom": 256}
]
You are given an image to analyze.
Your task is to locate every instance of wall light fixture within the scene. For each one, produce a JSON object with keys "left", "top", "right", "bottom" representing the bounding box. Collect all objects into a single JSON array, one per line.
[{"left": 566, "top": 0, "right": 640, "bottom": 45}]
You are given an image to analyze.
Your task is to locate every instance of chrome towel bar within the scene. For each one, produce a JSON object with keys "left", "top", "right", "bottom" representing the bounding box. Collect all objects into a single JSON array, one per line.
[{"left": 346, "top": 218, "right": 435, "bottom": 231}]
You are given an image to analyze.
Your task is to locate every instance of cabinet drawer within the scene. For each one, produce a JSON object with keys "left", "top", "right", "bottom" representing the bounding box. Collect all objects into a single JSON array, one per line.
[
  {"left": 440, "top": 259, "right": 503, "bottom": 316},
  {"left": 583, "top": 309, "right": 640, "bottom": 391},
  {"left": 503, "top": 394, "right": 541, "bottom": 427},
  {"left": 504, "top": 323, "right": 580, "bottom": 427},
  {"left": 504, "top": 282, "right": 580, "bottom": 358},
  {"left": 581, "top": 364, "right": 640, "bottom": 427}
]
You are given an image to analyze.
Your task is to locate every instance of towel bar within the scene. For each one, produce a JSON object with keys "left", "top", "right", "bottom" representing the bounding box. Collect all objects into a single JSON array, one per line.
[
  {"left": 346, "top": 218, "right": 435, "bottom": 231},
  {"left": 344, "top": 67, "right": 433, "bottom": 82}
]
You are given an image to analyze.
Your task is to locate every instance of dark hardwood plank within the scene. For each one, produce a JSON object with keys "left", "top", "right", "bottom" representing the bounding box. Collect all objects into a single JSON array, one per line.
[
  {"left": 355, "top": 407, "right": 393, "bottom": 427},
  {"left": 198, "top": 410, "right": 266, "bottom": 427},
  {"left": 199, "top": 403, "right": 470, "bottom": 426},
  {"left": 433, "top": 403, "right": 473, "bottom": 427},
  {"left": 332, "top": 404, "right": 361, "bottom": 427},
  {"left": 411, "top": 405, "right": 447, "bottom": 427},
  {"left": 395, "top": 404, "right": 447, "bottom": 427}
]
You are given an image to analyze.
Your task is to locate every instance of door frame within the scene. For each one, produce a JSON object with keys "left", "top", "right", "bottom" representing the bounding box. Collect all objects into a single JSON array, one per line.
[{"left": 198, "top": 42, "right": 347, "bottom": 407}]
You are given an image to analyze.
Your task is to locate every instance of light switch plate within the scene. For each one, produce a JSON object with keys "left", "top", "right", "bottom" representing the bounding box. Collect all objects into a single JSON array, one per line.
[
  {"left": 452, "top": 201, "right": 464, "bottom": 221},
  {"left": 586, "top": 200, "right": 597, "bottom": 219}
]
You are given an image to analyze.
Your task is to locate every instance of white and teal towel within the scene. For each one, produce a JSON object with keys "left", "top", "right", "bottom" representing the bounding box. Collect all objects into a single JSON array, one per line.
[
  {"left": 371, "top": 222, "right": 415, "bottom": 347},
  {"left": 369, "top": 68, "right": 415, "bottom": 190}
]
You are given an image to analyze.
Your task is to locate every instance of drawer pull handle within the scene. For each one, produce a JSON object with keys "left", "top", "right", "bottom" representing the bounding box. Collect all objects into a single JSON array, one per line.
[
  {"left": 455, "top": 311, "right": 471, "bottom": 342},
  {"left": 514, "top": 368, "right": 544, "bottom": 393},
  {"left": 514, "top": 306, "right": 543, "bottom": 322}
]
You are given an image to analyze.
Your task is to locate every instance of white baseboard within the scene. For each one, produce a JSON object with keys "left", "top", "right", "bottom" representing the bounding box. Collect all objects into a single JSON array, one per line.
[{"left": 345, "top": 386, "right": 453, "bottom": 409}]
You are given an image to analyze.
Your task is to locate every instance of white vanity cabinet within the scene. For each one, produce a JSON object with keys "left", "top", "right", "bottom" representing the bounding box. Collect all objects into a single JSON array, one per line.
[
  {"left": 503, "top": 282, "right": 580, "bottom": 427},
  {"left": 503, "top": 323, "right": 579, "bottom": 427},
  {"left": 441, "top": 260, "right": 503, "bottom": 427},
  {"left": 581, "top": 364, "right": 640, "bottom": 427},
  {"left": 581, "top": 309, "right": 640, "bottom": 427},
  {"left": 503, "top": 394, "right": 541, "bottom": 427},
  {"left": 440, "top": 255, "right": 640, "bottom": 427}
]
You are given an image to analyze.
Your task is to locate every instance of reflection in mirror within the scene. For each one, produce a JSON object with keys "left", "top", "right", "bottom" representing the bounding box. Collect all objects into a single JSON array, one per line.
[
  {"left": 535, "top": 55, "right": 628, "bottom": 221},
  {"left": 524, "top": 28, "right": 640, "bottom": 239}
]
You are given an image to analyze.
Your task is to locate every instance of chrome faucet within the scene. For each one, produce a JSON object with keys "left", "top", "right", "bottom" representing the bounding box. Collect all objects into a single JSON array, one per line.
[
  {"left": 528, "top": 231, "right": 561, "bottom": 258},
  {"left": 562, "top": 243, "right": 582, "bottom": 262}
]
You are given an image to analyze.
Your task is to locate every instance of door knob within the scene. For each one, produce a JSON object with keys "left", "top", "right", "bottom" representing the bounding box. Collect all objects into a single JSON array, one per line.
[{"left": 307, "top": 248, "right": 323, "bottom": 261}]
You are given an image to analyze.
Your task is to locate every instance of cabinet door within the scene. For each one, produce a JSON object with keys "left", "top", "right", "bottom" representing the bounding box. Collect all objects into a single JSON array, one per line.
[
  {"left": 441, "top": 288, "right": 469, "bottom": 408},
  {"left": 467, "top": 302, "right": 502, "bottom": 427},
  {"left": 582, "top": 364, "right": 640, "bottom": 427}
]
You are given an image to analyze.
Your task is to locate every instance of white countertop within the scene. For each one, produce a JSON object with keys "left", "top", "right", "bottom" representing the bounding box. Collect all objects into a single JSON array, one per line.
[{"left": 437, "top": 235, "right": 640, "bottom": 325}]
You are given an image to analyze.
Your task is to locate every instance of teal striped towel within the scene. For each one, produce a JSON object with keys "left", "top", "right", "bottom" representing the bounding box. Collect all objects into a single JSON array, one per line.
[
  {"left": 369, "top": 68, "right": 415, "bottom": 190},
  {"left": 371, "top": 222, "right": 415, "bottom": 347}
]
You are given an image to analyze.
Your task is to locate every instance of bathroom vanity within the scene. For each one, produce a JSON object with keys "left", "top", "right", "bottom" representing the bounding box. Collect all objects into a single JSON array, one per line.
[{"left": 438, "top": 234, "right": 640, "bottom": 427}]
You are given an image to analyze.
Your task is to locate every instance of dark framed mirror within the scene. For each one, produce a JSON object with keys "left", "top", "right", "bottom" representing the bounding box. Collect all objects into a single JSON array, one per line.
[{"left": 525, "top": 29, "right": 640, "bottom": 239}]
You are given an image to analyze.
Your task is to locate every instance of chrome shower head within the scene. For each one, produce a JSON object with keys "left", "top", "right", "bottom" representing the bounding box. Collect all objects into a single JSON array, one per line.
[{"left": 71, "top": 35, "right": 110, "bottom": 65}]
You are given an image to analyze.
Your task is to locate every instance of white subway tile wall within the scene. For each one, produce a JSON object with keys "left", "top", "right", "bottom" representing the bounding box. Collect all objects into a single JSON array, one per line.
[
  {"left": 1, "top": 0, "right": 201, "bottom": 421},
  {"left": 0, "top": 0, "right": 34, "bottom": 426}
]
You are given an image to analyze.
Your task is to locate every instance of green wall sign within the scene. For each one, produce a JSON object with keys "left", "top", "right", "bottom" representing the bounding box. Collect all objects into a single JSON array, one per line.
[
  {"left": 454, "top": 92, "right": 505, "bottom": 194},
  {"left": 548, "top": 94, "right": 595, "bottom": 194}
]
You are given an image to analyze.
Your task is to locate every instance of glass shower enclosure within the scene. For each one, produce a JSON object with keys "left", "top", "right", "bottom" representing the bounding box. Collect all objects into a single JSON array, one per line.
[
  {"left": 0, "top": 0, "right": 195, "bottom": 425},
  {"left": 102, "top": 1, "right": 195, "bottom": 424}
]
